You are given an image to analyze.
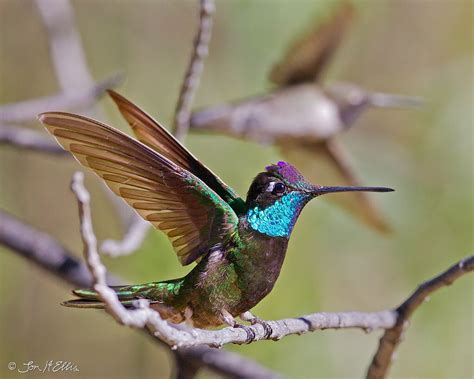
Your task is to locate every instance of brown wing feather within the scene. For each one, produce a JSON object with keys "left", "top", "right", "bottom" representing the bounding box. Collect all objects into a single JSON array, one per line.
[
  {"left": 38, "top": 112, "right": 238, "bottom": 265},
  {"left": 107, "top": 90, "right": 244, "bottom": 213},
  {"left": 280, "top": 138, "right": 391, "bottom": 233},
  {"left": 269, "top": 2, "right": 354, "bottom": 86}
]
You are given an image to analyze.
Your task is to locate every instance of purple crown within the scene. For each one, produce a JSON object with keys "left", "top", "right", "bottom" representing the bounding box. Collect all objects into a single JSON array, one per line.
[{"left": 265, "top": 161, "right": 305, "bottom": 184}]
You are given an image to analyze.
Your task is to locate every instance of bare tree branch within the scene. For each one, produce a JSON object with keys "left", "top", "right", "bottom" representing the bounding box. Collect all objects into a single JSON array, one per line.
[
  {"left": 173, "top": 0, "right": 215, "bottom": 141},
  {"left": 366, "top": 254, "right": 474, "bottom": 379}
]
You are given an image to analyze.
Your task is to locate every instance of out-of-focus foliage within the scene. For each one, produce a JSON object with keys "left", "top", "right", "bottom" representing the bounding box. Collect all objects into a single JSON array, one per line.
[{"left": 0, "top": 1, "right": 472, "bottom": 378}]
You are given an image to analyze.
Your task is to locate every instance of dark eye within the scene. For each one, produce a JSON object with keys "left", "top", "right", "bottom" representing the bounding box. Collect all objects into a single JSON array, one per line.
[{"left": 272, "top": 182, "right": 286, "bottom": 194}]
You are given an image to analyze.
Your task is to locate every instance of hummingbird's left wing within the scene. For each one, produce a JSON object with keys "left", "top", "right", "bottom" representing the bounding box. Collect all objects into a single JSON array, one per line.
[
  {"left": 280, "top": 138, "right": 391, "bottom": 233},
  {"left": 269, "top": 2, "right": 354, "bottom": 86},
  {"left": 107, "top": 90, "right": 245, "bottom": 214},
  {"left": 38, "top": 112, "right": 239, "bottom": 265}
]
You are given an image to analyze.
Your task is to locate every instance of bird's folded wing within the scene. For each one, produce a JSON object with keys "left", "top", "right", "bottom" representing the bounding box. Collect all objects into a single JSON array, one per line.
[
  {"left": 280, "top": 138, "right": 391, "bottom": 233},
  {"left": 107, "top": 90, "right": 245, "bottom": 214},
  {"left": 38, "top": 112, "right": 239, "bottom": 265},
  {"left": 269, "top": 2, "right": 354, "bottom": 86}
]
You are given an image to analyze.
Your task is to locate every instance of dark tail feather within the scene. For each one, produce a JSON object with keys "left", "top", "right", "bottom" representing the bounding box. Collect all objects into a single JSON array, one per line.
[
  {"left": 61, "top": 281, "right": 179, "bottom": 309},
  {"left": 61, "top": 298, "right": 137, "bottom": 309},
  {"left": 61, "top": 285, "right": 148, "bottom": 309}
]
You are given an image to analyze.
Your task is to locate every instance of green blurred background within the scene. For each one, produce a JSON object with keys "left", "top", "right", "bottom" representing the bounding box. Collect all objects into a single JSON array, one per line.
[{"left": 0, "top": 0, "right": 472, "bottom": 378}]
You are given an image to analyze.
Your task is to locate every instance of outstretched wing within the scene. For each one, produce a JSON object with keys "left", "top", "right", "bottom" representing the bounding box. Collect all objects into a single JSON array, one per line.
[
  {"left": 107, "top": 90, "right": 245, "bottom": 214},
  {"left": 38, "top": 112, "right": 239, "bottom": 265},
  {"left": 269, "top": 2, "right": 354, "bottom": 86},
  {"left": 280, "top": 138, "right": 391, "bottom": 233}
]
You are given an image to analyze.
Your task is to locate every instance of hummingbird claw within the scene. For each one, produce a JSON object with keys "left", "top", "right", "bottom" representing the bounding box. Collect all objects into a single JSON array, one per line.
[
  {"left": 250, "top": 318, "right": 273, "bottom": 339},
  {"left": 239, "top": 311, "right": 273, "bottom": 339},
  {"left": 234, "top": 324, "right": 256, "bottom": 344}
]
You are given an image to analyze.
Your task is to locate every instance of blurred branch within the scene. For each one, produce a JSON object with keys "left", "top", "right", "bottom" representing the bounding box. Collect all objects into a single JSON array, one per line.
[
  {"left": 0, "top": 0, "right": 121, "bottom": 154},
  {"left": 0, "top": 209, "right": 122, "bottom": 287},
  {"left": 71, "top": 172, "right": 474, "bottom": 357},
  {"left": 0, "top": 125, "right": 66, "bottom": 155},
  {"left": 366, "top": 254, "right": 474, "bottom": 379},
  {"left": 175, "top": 346, "right": 283, "bottom": 379},
  {"left": 0, "top": 75, "right": 122, "bottom": 124},
  {"left": 173, "top": 0, "right": 215, "bottom": 141},
  {"left": 34, "top": 0, "right": 95, "bottom": 95}
]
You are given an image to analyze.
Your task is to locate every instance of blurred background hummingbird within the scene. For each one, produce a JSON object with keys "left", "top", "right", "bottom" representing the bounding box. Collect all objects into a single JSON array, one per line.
[
  {"left": 190, "top": 3, "right": 421, "bottom": 234},
  {"left": 38, "top": 90, "right": 393, "bottom": 332}
]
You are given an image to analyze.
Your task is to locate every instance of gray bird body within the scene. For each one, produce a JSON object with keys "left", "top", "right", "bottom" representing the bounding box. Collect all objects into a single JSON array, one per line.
[
  {"left": 189, "top": 3, "right": 422, "bottom": 233},
  {"left": 192, "top": 83, "right": 343, "bottom": 144}
]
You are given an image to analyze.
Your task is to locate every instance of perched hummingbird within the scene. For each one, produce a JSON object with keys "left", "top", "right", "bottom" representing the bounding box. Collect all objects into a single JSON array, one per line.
[
  {"left": 190, "top": 3, "right": 420, "bottom": 233},
  {"left": 38, "top": 90, "right": 393, "bottom": 336}
]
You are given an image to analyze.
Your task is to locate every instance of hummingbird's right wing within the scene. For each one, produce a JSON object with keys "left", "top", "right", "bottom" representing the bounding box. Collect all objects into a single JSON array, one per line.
[
  {"left": 38, "top": 112, "right": 239, "bottom": 266},
  {"left": 280, "top": 138, "right": 391, "bottom": 233},
  {"left": 269, "top": 2, "right": 354, "bottom": 86},
  {"left": 107, "top": 90, "right": 245, "bottom": 214}
]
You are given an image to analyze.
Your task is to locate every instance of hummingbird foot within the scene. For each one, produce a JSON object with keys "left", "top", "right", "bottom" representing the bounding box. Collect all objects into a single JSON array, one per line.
[{"left": 240, "top": 311, "right": 273, "bottom": 339}]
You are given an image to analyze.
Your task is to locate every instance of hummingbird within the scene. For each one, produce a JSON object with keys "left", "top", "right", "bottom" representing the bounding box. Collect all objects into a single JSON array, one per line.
[
  {"left": 38, "top": 90, "right": 393, "bottom": 338},
  {"left": 190, "top": 2, "right": 420, "bottom": 234}
]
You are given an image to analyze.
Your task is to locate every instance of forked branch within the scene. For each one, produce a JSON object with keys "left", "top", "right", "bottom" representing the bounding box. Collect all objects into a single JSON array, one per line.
[{"left": 366, "top": 255, "right": 474, "bottom": 379}]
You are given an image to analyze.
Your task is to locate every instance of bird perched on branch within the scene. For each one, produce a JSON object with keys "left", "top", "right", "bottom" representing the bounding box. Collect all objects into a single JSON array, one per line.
[
  {"left": 38, "top": 90, "right": 393, "bottom": 339},
  {"left": 190, "top": 2, "right": 421, "bottom": 234}
]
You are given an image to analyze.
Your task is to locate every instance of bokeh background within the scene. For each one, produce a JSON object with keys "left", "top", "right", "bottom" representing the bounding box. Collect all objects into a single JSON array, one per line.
[{"left": 1, "top": 0, "right": 472, "bottom": 378}]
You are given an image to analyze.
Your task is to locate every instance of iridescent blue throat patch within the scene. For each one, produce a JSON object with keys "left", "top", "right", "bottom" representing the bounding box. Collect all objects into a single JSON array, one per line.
[{"left": 246, "top": 192, "right": 309, "bottom": 237}]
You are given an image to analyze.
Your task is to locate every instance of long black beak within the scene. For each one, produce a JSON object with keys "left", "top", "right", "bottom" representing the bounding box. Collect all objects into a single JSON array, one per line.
[{"left": 312, "top": 185, "right": 394, "bottom": 196}]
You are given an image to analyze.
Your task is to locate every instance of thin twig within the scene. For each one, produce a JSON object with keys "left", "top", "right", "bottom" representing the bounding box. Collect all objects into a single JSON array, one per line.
[
  {"left": 173, "top": 0, "right": 215, "bottom": 141},
  {"left": 100, "top": 214, "right": 151, "bottom": 257},
  {"left": 366, "top": 255, "right": 474, "bottom": 379},
  {"left": 0, "top": 125, "right": 67, "bottom": 155},
  {"left": 70, "top": 172, "right": 474, "bottom": 353}
]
